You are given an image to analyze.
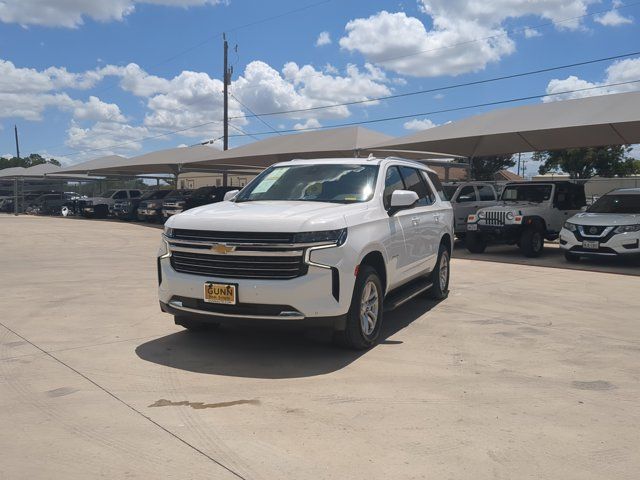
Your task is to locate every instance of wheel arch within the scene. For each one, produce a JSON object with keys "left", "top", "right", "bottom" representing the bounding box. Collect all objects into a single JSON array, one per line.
[{"left": 359, "top": 250, "right": 387, "bottom": 294}]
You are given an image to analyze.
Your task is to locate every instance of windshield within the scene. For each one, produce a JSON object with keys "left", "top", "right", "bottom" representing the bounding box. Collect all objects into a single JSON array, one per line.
[
  {"left": 142, "top": 190, "right": 171, "bottom": 200},
  {"left": 502, "top": 184, "right": 552, "bottom": 203},
  {"left": 235, "top": 164, "right": 379, "bottom": 203},
  {"left": 588, "top": 194, "right": 640, "bottom": 214},
  {"left": 442, "top": 185, "right": 458, "bottom": 201}
]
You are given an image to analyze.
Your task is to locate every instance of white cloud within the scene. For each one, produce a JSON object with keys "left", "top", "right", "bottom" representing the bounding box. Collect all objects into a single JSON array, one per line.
[
  {"left": 232, "top": 60, "right": 391, "bottom": 122},
  {"left": 98, "top": 63, "right": 171, "bottom": 97},
  {"left": 0, "top": 0, "right": 225, "bottom": 28},
  {"left": 403, "top": 118, "right": 438, "bottom": 131},
  {"left": 543, "top": 57, "right": 640, "bottom": 102},
  {"left": 293, "top": 119, "right": 322, "bottom": 130},
  {"left": 73, "top": 96, "right": 127, "bottom": 123},
  {"left": 594, "top": 6, "right": 633, "bottom": 27},
  {"left": 339, "top": 2, "right": 595, "bottom": 77},
  {"left": 523, "top": 27, "right": 542, "bottom": 38},
  {"left": 66, "top": 121, "right": 149, "bottom": 154},
  {"left": 316, "top": 31, "right": 332, "bottom": 47}
]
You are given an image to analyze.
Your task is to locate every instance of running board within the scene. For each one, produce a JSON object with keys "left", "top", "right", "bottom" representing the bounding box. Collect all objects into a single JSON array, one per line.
[{"left": 384, "top": 278, "right": 433, "bottom": 312}]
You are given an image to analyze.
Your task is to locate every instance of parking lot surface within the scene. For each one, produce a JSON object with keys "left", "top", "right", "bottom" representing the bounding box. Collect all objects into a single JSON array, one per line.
[{"left": 1, "top": 215, "right": 639, "bottom": 480}]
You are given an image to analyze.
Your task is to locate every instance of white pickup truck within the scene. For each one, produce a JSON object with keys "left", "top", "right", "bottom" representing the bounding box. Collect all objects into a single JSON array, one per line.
[{"left": 158, "top": 157, "right": 454, "bottom": 349}]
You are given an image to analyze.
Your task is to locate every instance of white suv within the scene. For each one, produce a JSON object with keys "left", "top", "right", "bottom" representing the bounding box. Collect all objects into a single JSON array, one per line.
[
  {"left": 560, "top": 188, "right": 640, "bottom": 262},
  {"left": 158, "top": 158, "right": 454, "bottom": 349}
]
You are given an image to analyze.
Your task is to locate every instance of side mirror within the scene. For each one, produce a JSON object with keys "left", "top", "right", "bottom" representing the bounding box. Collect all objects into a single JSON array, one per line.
[
  {"left": 389, "top": 190, "right": 419, "bottom": 215},
  {"left": 223, "top": 190, "right": 239, "bottom": 201}
]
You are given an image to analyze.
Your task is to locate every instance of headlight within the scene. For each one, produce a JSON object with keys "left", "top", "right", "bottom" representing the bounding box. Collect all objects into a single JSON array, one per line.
[
  {"left": 176, "top": 201, "right": 186, "bottom": 207},
  {"left": 478, "top": 211, "right": 486, "bottom": 219},
  {"left": 564, "top": 222, "right": 577, "bottom": 232},
  {"left": 506, "top": 212, "right": 515, "bottom": 221},
  {"left": 164, "top": 226, "right": 174, "bottom": 238},
  {"left": 293, "top": 228, "right": 347, "bottom": 245},
  {"left": 614, "top": 224, "right": 640, "bottom": 233}
]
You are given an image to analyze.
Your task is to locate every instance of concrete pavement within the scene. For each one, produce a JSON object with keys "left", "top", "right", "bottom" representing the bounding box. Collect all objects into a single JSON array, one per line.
[{"left": 1, "top": 215, "right": 639, "bottom": 479}]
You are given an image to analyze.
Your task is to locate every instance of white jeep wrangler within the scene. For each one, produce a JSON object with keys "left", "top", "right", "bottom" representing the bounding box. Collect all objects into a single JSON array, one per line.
[
  {"left": 465, "top": 181, "right": 586, "bottom": 257},
  {"left": 158, "top": 158, "right": 454, "bottom": 349}
]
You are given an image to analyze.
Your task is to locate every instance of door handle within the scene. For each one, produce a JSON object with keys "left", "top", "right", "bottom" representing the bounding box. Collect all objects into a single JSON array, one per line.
[
  {"left": 411, "top": 216, "right": 420, "bottom": 225},
  {"left": 433, "top": 214, "right": 440, "bottom": 222}
]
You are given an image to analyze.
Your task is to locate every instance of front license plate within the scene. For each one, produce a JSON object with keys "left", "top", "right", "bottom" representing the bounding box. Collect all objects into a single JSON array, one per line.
[
  {"left": 583, "top": 240, "right": 599, "bottom": 250},
  {"left": 467, "top": 224, "right": 478, "bottom": 231},
  {"left": 204, "top": 282, "right": 237, "bottom": 305}
]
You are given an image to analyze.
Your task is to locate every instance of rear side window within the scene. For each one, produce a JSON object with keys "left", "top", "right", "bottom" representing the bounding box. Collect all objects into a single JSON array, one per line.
[
  {"left": 399, "top": 167, "right": 434, "bottom": 206},
  {"left": 477, "top": 185, "right": 496, "bottom": 201},
  {"left": 130, "top": 190, "right": 141, "bottom": 198},
  {"left": 113, "top": 190, "right": 127, "bottom": 199},
  {"left": 457, "top": 185, "right": 477, "bottom": 203},
  {"left": 383, "top": 166, "right": 405, "bottom": 209},
  {"left": 424, "top": 171, "right": 444, "bottom": 201}
]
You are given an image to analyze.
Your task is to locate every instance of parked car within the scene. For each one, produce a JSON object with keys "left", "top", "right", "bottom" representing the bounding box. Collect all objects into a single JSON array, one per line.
[
  {"left": 183, "top": 186, "right": 239, "bottom": 211},
  {"left": 0, "top": 196, "right": 13, "bottom": 212},
  {"left": 158, "top": 157, "right": 454, "bottom": 349},
  {"left": 466, "top": 181, "right": 586, "bottom": 257},
  {"left": 442, "top": 182, "right": 499, "bottom": 237},
  {"left": 560, "top": 188, "right": 640, "bottom": 262},
  {"left": 114, "top": 189, "right": 171, "bottom": 221},
  {"left": 79, "top": 189, "right": 142, "bottom": 218},
  {"left": 161, "top": 189, "right": 193, "bottom": 219},
  {"left": 131, "top": 189, "right": 172, "bottom": 222},
  {"left": 26, "top": 192, "right": 80, "bottom": 215}
]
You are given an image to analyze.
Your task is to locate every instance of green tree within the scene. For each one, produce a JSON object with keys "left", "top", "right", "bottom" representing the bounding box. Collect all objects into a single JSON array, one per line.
[
  {"left": 470, "top": 155, "right": 516, "bottom": 181},
  {"left": 0, "top": 153, "right": 61, "bottom": 170},
  {"left": 534, "top": 145, "right": 639, "bottom": 179}
]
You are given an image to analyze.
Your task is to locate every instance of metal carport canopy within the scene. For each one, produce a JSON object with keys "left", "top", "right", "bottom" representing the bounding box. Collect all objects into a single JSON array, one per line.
[
  {"left": 185, "top": 126, "right": 456, "bottom": 170},
  {"left": 370, "top": 91, "right": 640, "bottom": 157}
]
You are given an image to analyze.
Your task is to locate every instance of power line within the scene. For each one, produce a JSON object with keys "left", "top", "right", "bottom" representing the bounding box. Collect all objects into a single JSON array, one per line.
[
  {"left": 52, "top": 78, "right": 640, "bottom": 158},
  {"left": 227, "top": 50, "right": 640, "bottom": 121},
  {"left": 229, "top": 92, "right": 281, "bottom": 135}
]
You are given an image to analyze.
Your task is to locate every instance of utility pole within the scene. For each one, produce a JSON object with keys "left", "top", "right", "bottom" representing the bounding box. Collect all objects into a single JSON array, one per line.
[
  {"left": 222, "top": 33, "right": 234, "bottom": 152},
  {"left": 14, "top": 124, "right": 20, "bottom": 159},
  {"left": 14, "top": 125, "right": 20, "bottom": 216},
  {"left": 517, "top": 152, "right": 521, "bottom": 176}
]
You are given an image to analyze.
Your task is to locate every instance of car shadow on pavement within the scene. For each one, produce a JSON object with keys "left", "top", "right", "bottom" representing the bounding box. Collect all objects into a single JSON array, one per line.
[{"left": 135, "top": 298, "right": 438, "bottom": 379}]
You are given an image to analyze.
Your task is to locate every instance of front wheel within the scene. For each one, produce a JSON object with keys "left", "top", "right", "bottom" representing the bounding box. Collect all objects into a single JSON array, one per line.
[
  {"left": 333, "top": 265, "right": 383, "bottom": 350},
  {"left": 427, "top": 244, "right": 450, "bottom": 300},
  {"left": 465, "top": 231, "right": 487, "bottom": 253},
  {"left": 519, "top": 227, "right": 544, "bottom": 257}
]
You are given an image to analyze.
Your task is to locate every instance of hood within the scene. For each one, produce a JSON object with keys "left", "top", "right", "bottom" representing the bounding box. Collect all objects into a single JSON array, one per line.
[
  {"left": 167, "top": 200, "right": 367, "bottom": 232},
  {"left": 480, "top": 202, "right": 547, "bottom": 213},
  {"left": 567, "top": 212, "right": 640, "bottom": 226},
  {"left": 84, "top": 196, "right": 109, "bottom": 203}
]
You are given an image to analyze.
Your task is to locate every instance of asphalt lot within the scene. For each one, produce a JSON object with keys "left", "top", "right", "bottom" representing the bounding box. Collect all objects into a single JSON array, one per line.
[{"left": 1, "top": 215, "right": 639, "bottom": 479}]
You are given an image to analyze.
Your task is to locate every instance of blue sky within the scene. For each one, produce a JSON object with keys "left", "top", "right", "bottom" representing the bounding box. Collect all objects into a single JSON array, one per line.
[{"left": 0, "top": 0, "right": 638, "bottom": 176}]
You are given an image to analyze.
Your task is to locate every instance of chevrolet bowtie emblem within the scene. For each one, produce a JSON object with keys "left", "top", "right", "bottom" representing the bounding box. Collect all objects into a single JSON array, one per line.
[{"left": 211, "top": 244, "right": 235, "bottom": 254}]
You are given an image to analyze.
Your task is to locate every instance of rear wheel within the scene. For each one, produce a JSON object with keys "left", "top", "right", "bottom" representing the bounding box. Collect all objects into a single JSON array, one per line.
[
  {"left": 465, "top": 232, "right": 487, "bottom": 253},
  {"left": 174, "top": 315, "right": 220, "bottom": 332},
  {"left": 333, "top": 265, "right": 383, "bottom": 350},
  {"left": 519, "top": 227, "right": 544, "bottom": 257},
  {"left": 426, "top": 244, "right": 450, "bottom": 300},
  {"left": 564, "top": 251, "right": 580, "bottom": 263}
]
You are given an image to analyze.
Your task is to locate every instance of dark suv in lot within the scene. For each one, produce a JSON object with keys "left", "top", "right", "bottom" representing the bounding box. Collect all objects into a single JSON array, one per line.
[
  {"left": 161, "top": 189, "right": 193, "bottom": 220},
  {"left": 183, "top": 186, "right": 238, "bottom": 211},
  {"left": 114, "top": 189, "right": 172, "bottom": 221}
]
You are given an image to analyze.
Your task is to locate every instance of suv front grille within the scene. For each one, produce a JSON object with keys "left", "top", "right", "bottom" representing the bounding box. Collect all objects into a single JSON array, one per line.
[
  {"left": 482, "top": 211, "right": 507, "bottom": 226},
  {"left": 170, "top": 250, "right": 306, "bottom": 279},
  {"left": 172, "top": 229, "right": 294, "bottom": 244}
]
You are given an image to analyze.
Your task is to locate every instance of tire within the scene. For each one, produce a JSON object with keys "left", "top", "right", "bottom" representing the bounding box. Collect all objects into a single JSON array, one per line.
[
  {"left": 465, "top": 231, "right": 487, "bottom": 253},
  {"left": 333, "top": 265, "right": 383, "bottom": 350},
  {"left": 519, "top": 227, "right": 544, "bottom": 257},
  {"left": 427, "top": 244, "right": 450, "bottom": 300},
  {"left": 564, "top": 251, "right": 580, "bottom": 263},
  {"left": 174, "top": 315, "right": 220, "bottom": 332}
]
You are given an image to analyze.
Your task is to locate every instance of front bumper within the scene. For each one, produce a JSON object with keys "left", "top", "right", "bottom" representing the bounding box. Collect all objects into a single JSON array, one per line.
[
  {"left": 138, "top": 208, "right": 161, "bottom": 217},
  {"left": 560, "top": 228, "right": 640, "bottom": 257},
  {"left": 163, "top": 208, "right": 183, "bottom": 217},
  {"left": 157, "top": 244, "right": 356, "bottom": 323},
  {"left": 468, "top": 222, "right": 523, "bottom": 241}
]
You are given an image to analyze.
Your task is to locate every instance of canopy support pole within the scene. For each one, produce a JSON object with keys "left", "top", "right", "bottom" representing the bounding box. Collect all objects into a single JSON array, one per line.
[{"left": 13, "top": 178, "right": 18, "bottom": 216}]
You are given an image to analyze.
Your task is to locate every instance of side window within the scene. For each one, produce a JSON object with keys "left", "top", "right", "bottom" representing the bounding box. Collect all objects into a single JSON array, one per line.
[
  {"left": 383, "top": 166, "right": 405, "bottom": 209},
  {"left": 477, "top": 185, "right": 496, "bottom": 201},
  {"left": 130, "top": 190, "right": 141, "bottom": 198},
  {"left": 399, "top": 167, "right": 433, "bottom": 206},
  {"left": 425, "top": 171, "right": 444, "bottom": 201},
  {"left": 113, "top": 190, "right": 127, "bottom": 199},
  {"left": 457, "top": 185, "right": 477, "bottom": 203}
]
